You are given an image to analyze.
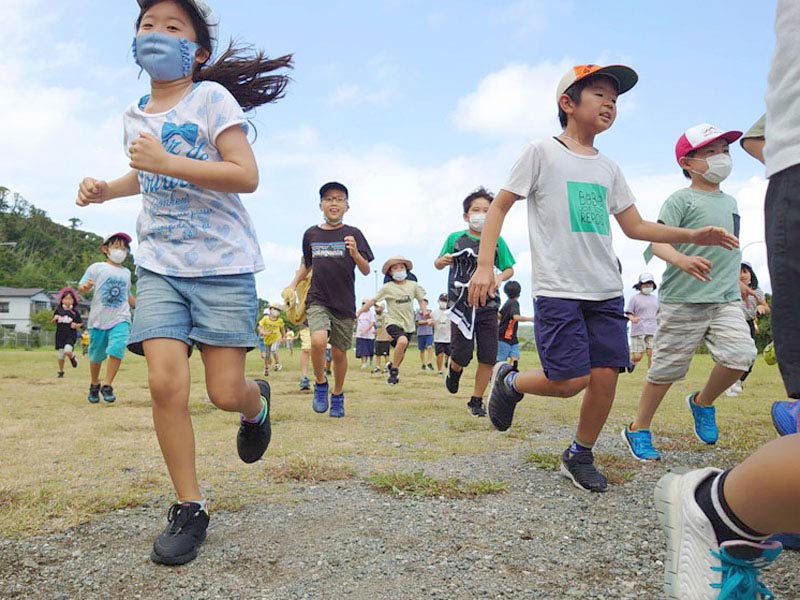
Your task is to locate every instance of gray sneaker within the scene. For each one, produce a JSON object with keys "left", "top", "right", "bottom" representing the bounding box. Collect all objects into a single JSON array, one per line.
[{"left": 486, "top": 362, "right": 523, "bottom": 431}]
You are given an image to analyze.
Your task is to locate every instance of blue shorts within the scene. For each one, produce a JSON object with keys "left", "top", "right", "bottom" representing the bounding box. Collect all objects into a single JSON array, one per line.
[
  {"left": 417, "top": 334, "right": 433, "bottom": 350},
  {"left": 88, "top": 322, "right": 130, "bottom": 363},
  {"left": 533, "top": 296, "right": 630, "bottom": 381},
  {"left": 355, "top": 337, "right": 375, "bottom": 358},
  {"left": 128, "top": 268, "right": 259, "bottom": 355},
  {"left": 497, "top": 340, "right": 521, "bottom": 361}
]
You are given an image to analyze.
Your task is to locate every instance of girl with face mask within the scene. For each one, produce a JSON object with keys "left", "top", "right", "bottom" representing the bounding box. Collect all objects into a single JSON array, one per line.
[
  {"left": 75, "top": 0, "right": 294, "bottom": 566},
  {"left": 625, "top": 273, "right": 659, "bottom": 369}
]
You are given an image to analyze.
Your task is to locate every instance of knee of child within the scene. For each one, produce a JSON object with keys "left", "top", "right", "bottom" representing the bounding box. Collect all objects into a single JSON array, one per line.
[{"left": 556, "top": 376, "right": 590, "bottom": 398}]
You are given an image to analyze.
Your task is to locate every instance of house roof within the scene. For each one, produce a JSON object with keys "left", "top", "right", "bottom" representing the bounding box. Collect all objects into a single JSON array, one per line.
[{"left": 0, "top": 286, "right": 46, "bottom": 298}]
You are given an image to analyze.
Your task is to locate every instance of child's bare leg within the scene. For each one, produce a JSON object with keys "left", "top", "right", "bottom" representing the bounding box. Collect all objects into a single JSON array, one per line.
[
  {"left": 310, "top": 331, "right": 328, "bottom": 383},
  {"left": 631, "top": 381, "right": 673, "bottom": 430},
  {"left": 436, "top": 352, "right": 445, "bottom": 371},
  {"left": 89, "top": 361, "right": 102, "bottom": 385},
  {"left": 144, "top": 339, "right": 200, "bottom": 502},
  {"left": 104, "top": 355, "right": 122, "bottom": 385},
  {"left": 724, "top": 434, "right": 800, "bottom": 534},
  {"left": 473, "top": 362, "right": 493, "bottom": 398},
  {"left": 330, "top": 347, "right": 347, "bottom": 394},
  {"left": 631, "top": 352, "right": 643, "bottom": 365},
  {"left": 202, "top": 346, "right": 262, "bottom": 417},
  {"left": 512, "top": 368, "right": 589, "bottom": 398},
  {"left": 646, "top": 348, "right": 653, "bottom": 368},
  {"left": 300, "top": 349, "right": 310, "bottom": 378},
  {"left": 58, "top": 356, "right": 65, "bottom": 372},
  {"left": 392, "top": 336, "right": 408, "bottom": 368},
  {"left": 575, "top": 367, "right": 618, "bottom": 446},
  {"left": 694, "top": 364, "right": 746, "bottom": 407}
]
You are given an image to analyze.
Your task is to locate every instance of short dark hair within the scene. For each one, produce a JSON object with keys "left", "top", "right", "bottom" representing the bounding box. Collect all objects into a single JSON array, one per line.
[
  {"left": 503, "top": 280, "right": 521, "bottom": 299},
  {"left": 558, "top": 74, "right": 619, "bottom": 129},
  {"left": 741, "top": 263, "right": 759, "bottom": 289},
  {"left": 319, "top": 181, "right": 348, "bottom": 199},
  {"left": 104, "top": 235, "right": 131, "bottom": 250},
  {"left": 681, "top": 150, "right": 697, "bottom": 179},
  {"left": 462, "top": 186, "right": 494, "bottom": 214}
]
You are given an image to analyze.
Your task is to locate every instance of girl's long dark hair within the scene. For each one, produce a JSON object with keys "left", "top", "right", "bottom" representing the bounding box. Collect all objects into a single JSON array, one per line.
[
  {"left": 137, "top": 1, "right": 293, "bottom": 112},
  {"left": 741, "top": 263, "right": 759, "bottom": 290}
]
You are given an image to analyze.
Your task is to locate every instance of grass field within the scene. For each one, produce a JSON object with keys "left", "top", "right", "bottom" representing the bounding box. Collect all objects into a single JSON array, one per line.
[{"left": 0, "top": 347, "right": 785, "bottom": 537}]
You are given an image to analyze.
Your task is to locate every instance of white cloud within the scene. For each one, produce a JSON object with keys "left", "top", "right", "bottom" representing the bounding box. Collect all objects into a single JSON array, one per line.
[
  {"left": 328, "top": 56, "right": 397, "bottom": 108},
  {"left": 451, "top": 60, "right": 573, "bottom": 139}
]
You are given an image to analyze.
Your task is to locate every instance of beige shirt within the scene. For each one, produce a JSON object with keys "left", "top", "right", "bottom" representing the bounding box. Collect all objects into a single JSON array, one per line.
[{"left": 374, "top": 280, "right": 427, "bottom": 333}]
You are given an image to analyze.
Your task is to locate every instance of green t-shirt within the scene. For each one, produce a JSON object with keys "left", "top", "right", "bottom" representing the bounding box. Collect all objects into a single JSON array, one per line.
[
  {"left": 374, "top": 280, "right": 427, "bottom": 333},
  {"left": 741, "top": 114, "right": 765, "bottom": 144},
  {"left": 657, "top": 188, "right": 742, "bottom": 304}
]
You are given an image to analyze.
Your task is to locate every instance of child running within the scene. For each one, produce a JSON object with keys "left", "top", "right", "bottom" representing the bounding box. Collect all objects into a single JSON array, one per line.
[
  {"left": 431, "top": 293, "right": 452, "bottom": 375},
  {"left": 78, "top": 233, "right": 136, "bottom": 403},
  {"left": 257, "top": 304, "right": 285, "bottom": 374},
  {"left": 725, "top": 261, "right": 769, "bottom": 396},
  {"left": 51, "top": 287, "right": 83, "bottom": 378},
  {"left": 358, "top": 257, "right": 426, "bottom": 385},
  {"left": 436, "top": 187, "right": 515, "bottom": 417},
  {"left": 497, "top": 280, "right": 533, "bottom": 370},
  {"left": 76, "top": 0, "right": 292, "bottom": 564},
  {"left": 625, "top": 273, "right": 658, "bottom": 369},
  {"left": 622, "top": 124, "right": 756, "bottom": 462},
  {"left": 470, "top": 65, "right": 737, "bottom": 492}
]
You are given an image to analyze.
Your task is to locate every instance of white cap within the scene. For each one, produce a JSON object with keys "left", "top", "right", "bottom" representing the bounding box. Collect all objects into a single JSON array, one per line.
[{"left": 136, "top": 0, "right": 219, "bottom": 54}]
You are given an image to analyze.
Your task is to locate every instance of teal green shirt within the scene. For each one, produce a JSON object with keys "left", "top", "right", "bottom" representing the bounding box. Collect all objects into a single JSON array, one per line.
[{"left": 657, "top": 188, "right": 741, "bottom": 304}]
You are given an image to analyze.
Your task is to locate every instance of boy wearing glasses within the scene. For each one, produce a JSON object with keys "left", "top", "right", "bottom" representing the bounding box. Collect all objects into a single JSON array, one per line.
[{"left": 285, "top": 182, "right": 374, "bottom": 418}]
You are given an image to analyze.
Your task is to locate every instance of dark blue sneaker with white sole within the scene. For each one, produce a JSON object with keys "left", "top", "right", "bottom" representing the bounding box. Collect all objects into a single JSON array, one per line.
[
  {"left": 313, "top": 379, "right": 329, "bottom": 413},
  {"left": 487, "top": 362, "right": 523, "bottom": 431},
  {"left": 150, "top": 502, "right": 210, "bottom": 566}
]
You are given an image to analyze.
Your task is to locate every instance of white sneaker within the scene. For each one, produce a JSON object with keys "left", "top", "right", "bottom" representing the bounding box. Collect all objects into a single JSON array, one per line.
[
  {"left": 653, "top": 468, "right": 781, "bottom": 599},
  {"left": 725, "top": 382, "right": 741, "bottom": 397}
]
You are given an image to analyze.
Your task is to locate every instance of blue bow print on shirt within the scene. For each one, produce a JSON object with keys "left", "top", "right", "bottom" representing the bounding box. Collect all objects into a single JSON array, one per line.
[{"left": 161, "top": 122, "right": 198, "bottom": 146}]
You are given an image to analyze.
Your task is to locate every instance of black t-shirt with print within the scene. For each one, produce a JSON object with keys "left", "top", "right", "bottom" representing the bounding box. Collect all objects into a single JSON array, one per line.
[
  {"left": 302, "top": 224, "right": 374, "bottom": 319},
  {"left": 54, "top": 306, "right": 82, "bottom": 349},
  {"left": 498, "top": 298, "right": 520, "bottom": 345}
]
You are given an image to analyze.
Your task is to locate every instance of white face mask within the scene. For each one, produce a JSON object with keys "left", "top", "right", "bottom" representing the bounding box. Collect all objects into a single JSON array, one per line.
[
  {"left": 641, "top": 286, "right": 653, "bottom": 295},
  {"left": 392, "top": 269, "right": 407, "bottom": 282},
  {"left": 438, "top": 301, "right": 447, "bottom": 310},
  {"left": 468, "top": 213, "right": 486, "bottom": 232},
  {"left": 692, "top": 153, "right": 732, "bottom": 184},
  {"left": 323, "top": 215, "right": 343, "bottom": 226},
  {"left": 109, "top": 248, "right": 128, "bottom": 264}
]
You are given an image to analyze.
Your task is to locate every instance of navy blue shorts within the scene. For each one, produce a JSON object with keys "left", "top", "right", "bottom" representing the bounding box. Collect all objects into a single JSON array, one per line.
[
  {"left": 355, "top": 337, "right": 375, "bottom": 358},
  {"left": 533, "top": 296, "right": 630, "bottom": 381}
]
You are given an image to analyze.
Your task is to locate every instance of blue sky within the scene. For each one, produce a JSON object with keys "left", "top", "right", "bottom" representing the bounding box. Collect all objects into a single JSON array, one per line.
[{"left": 0, "top": 0, "right": 778, "bottom": 314}]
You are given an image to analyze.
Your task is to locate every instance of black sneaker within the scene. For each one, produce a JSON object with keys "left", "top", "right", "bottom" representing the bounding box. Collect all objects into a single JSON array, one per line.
[
  {"left": 100, "top": 385, "right": 116, "bottom": 403},
  {"left": 387, "top": 367, "right": 400, "bottom": 385},
  {"left": 467, "top": 396, "right": 486, "bottom": 417},
  {"left": 237, "top": 379, "right": 272, "bottom": 464},
  {"left": 70, "top": 355, "right": 78, "bottom": 368},
  {"left": 427, "top": 363, "right": 435, "bottom": 371},
  {"left": 150, "top": 502, "right": 210, "bottom": 565},
  {"left": 87, "top": 383, "right": 100, "bottom": 403},
  {"left": 560, "top": 449, "right": 608, "bottom": 493},
  {"left": 445, "top": 365, "right": 462, "bottom": 394},
  {"left": 57, "top": 371, "right": 65, "bottom": 378},
  {"left": 486, "top": 362, "right": 523, "bottom": 431}
]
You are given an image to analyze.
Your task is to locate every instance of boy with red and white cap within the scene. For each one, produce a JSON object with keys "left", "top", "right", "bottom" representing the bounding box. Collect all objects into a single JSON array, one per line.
[
  {"left": 78, "top": 232, "right": 136, "bottom": 403},
  {"left": 470, "top": 66, "right": 738, "bottom": 493},
  {"left": 623, "top": 123, "right": 757, "bottom": 462}
]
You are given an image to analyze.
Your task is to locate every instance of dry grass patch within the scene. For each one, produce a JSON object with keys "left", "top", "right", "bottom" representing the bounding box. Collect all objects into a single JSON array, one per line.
[
  {"left": 270, "top": 456, "right": 355, "bottom": 483},
  {"left": 365, "top": 470, "right": 508, "bottom": 499}
]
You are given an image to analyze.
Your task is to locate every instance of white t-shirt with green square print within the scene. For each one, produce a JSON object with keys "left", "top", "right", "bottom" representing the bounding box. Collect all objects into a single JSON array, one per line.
[{"left": 502, "top": 138, "right": 635, "bottom": 301}]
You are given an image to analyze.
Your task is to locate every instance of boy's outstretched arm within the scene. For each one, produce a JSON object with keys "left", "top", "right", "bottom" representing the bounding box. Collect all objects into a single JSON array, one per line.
[
  {"left": 356, "top": 298, "right": 376, "bottom": 317},
  {"left": 652, "top": 243, "right": 713, "bottom": 282},
  {"left": 77, "top": 170, "right": 140, "bottom": 206},
  {"left": 615, "top": 205, "right": 739, "bottom": 249},
  {"left": 468, "top": 190, "right": 519, "bottom": 307}
]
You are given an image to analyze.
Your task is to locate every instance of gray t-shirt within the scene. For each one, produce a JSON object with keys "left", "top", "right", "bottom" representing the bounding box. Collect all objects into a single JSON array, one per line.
[
  {"left": 502, "top": 138, "right": 635, "bottom": 300},
  {"left": 765, "top": 0, "right": 800, "bottom": 177},
  {"left": 79, "top": 262, "right": 132, "bottom": 330}
]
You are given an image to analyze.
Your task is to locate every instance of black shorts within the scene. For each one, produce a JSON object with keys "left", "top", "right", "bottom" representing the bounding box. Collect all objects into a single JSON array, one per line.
[
  {"left": 766, "top": 163, "right": 800, "bottom": 398},
  {"left": 434, "top": 342, "right": 450, "bottom": 356},
  {"left": 386, "top": 325, "right": 413, "bottom": 347},
  {"left": 374, "top": 340, "right": 391, "bottom": 356},
  {"left": 449, "top": 309, "right": 498, "bottom": 368}
]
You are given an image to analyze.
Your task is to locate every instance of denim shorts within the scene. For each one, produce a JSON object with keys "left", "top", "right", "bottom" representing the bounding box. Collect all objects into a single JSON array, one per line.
[
  {"left": 534, "top": 296, "right": 630, "bottom": 381},
  {"left": 89, "top": 322, "right": 130, "bottom": 363},
  {"left": 127, "top": 268, "right": 259, "bottom": 355},
  {"left": 417, "top": 334, "right": 433, "bottom": 350},
  {"left": 497, "top": 340, "right": 521, "bottom": 361}
]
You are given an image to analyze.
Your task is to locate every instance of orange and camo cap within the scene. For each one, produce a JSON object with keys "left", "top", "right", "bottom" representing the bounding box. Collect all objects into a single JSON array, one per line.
[{"left": 556, "top": 64, "right": 638, "bottom": 101}]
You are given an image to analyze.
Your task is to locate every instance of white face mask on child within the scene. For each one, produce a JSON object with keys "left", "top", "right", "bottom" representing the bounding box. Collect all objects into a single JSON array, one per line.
[
  {"left": 392, "top": 269, "right": 407, "bottom": 282},
  {"left": 109, "top": 249, "right": 128, "bottom": 264},
  {"left": 468, "top": 214, "right": 486, "bottom": 232},
  {"left": 693, "top": 154, "right": 732, "bottom": 184},
  {"left": 641, "top": 286, "right": 653, "bottom": 295}
]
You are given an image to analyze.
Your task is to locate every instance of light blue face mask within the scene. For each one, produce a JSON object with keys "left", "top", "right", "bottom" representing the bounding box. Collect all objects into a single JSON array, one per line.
[{"left": 132, "top": 32, "right": 200, "bottom": 81}]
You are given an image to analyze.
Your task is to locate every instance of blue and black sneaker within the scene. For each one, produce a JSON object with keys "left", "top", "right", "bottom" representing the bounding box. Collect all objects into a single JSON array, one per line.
[
  {"left": 87, "top": 383, "right": 100, "bottom": 403},
  {"left": 237, "top": 379, "right": 272, "bottom": 463},
  {"left": 150, "top": 502, "right": 210, "bottom": 566},
  {"left": 330, "top": 393, "right": 345, "bottom": 418},
  {"left": 299, "top": 376, "right": 311, "bottom": 392},
  {"left": 100, "top": 385, "right": 116, "bottom": 403},
  {"left": 686, "top": 392, "right": 718, "bottom": 444},
  {"left": 486, "top": 362, "right": 523, "bottom": 431},
  {"left": 313, "top": 379, "right": 329, "bottom": 413},
  {"left": 771, "top": 400, "right": 800, "bottom": 436}
]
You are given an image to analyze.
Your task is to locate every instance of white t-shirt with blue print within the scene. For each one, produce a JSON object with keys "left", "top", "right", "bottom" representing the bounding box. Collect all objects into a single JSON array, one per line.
[
  {"left": 123, "top": 81, "right": 265, "bottom": 277},
  {"left": 79, "top": 262, "right": 132, "bottom": 330}
]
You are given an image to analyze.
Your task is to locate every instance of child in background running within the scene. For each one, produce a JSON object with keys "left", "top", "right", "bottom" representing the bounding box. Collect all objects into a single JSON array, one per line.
[
  {"left": 76, "top": 0, "right": 292, "bottom": 564},
  {"left": 416, "top": 299, "right": 435, "bottom": 371},
  {"left": 431, "top": 293, "right": 452, "bottom": 375},
  {"left": 51, "top": 287, "right": 83, "bottom": 378},
  {"left": 497, "top": 280, "right": 533, "bottom": 370},
  {"left": 258, "top": 305, "right": 285, "bottom": 374},
  {"left": 625, "top": 273, "right": 659, "bottom": 369},
  {"left": 725, "top": 262, "right": 769, "bottom": 396}
]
